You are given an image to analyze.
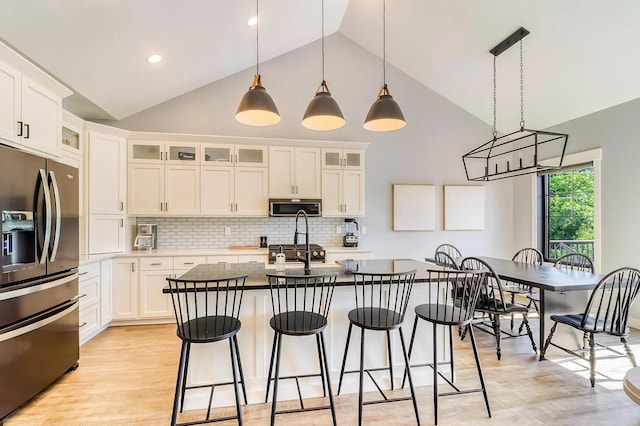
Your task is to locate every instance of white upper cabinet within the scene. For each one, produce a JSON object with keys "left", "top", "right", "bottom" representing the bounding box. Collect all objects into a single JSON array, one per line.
[
  {"left": 87, "top": 130, "right": 127, "bottom": 254},
  {"left": 322, "top": 168, "right": 364, "bottom": 217},
  {"left": 269, "top": 146, "right": 321, "bottom": 198},
  {"left": 0, "top": 62, "right": 20, "bottom": 144},
  {"left": 236, "top": 145, "right": 268, "bottom": 167},
  {"left": 128, "top": 140, "right": 200, "bottom": 215},
  {"left": 321, "top": 148, "right": 364, "bottom": 170},
  {"left": 201, "top": 143, "right": 233, "bottom": 167},
  {"left": 0, "top": 59, "right": 65, "bottom": 158},
  {"left": 128, "top": 140, "right": 200, "bottom": 164},
  {"left": 89, "top": 131, "right": 126, "bottom": 215}
]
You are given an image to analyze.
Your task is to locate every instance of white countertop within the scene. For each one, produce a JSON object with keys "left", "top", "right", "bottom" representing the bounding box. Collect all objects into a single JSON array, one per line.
[{"left": 79, "top": 246, "right": 372, "bottom": 265}]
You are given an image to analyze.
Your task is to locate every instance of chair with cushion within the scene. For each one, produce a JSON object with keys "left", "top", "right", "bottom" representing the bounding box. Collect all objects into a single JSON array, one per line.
[
  {"left": 460, "top": 257, "right": 537, "bottom": 360},
  {"left": 503, "top": 248, "right": 543, "bottom": 329},
  {"left": 264, "top": 271, "right": 339, "bottom": 426},
  {"left": 541, "top": 267, "right": 640, "bottom": 387},
  {"left": 405, "top": 265, "right": 491, "bottom": 425},
  {"left": 166, "top": 274, "right": 248, "bottom": 426},
  {"left": 337, "top": 270, "right": 420, "bottom": 426}
]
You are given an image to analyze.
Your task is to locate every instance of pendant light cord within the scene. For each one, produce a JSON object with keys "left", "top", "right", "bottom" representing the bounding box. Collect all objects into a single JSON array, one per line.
[
  {"left": 321, "top": 0, "right": 325, "bottom": 84},
  {"left": 256, "top": 0, "right": 259, "bottom": 76},
  {"left": 382, "top": 0, "right": 386, "bottom": 86}
]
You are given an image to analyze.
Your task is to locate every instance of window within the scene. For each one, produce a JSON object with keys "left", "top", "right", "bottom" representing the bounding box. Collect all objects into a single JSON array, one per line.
[{"left": 537, "top": 165, "right": 594, "bottom": 262}]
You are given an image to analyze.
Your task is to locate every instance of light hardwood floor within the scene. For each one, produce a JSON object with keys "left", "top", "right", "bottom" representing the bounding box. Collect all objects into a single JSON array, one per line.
[{"left": 5, "top": 321, "right": 640, "bottom": 425}]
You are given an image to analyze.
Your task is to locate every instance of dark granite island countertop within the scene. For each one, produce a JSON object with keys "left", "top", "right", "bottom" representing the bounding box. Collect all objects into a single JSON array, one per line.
[{"left": 162, "top": 259, "right": 432, "bottom": 292}]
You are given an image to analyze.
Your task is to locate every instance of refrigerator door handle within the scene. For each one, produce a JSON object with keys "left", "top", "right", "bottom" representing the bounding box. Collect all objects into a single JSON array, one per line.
[
  {"left": 48, "top": 170, "right": 62, "bottom": 262},
  {"left": 38, "top": 169, "right": 52, "bottom": 264},
  {"left": 0, "top": 302, "right": 77, "bottom": 343}
]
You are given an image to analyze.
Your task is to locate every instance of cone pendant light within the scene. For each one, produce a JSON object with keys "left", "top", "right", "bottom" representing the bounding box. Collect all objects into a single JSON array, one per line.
[
  {"left": 363, "top": 0, "right": 406, "bottom": 132},
  {"left": 236, "top": 0, "right": 280, "bottom": 126},
  {"left": 302, "top": 0, "right": 345, "bottom": 130}
]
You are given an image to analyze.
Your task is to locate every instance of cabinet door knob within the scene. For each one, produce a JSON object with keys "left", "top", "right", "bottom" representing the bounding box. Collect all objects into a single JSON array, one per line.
[
  {"left": 17, "top": 121, "right": 23, "bottom": 136},
  {"left": 24, "top": 124, "right": 30, "bottom": 139}
]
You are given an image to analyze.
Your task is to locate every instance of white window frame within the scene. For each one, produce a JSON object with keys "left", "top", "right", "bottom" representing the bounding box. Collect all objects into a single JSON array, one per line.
[{"left": 530, "top": 148, "right": 602, "bottom": 272}]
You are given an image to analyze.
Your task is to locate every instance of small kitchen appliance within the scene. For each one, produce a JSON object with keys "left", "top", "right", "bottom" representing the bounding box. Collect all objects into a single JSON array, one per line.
[
  {"left": 343, "top": 218, "right": 359, "bottom": 247},
  {"left": 134, "top": 223, "right": 157, "bottom": 250}
]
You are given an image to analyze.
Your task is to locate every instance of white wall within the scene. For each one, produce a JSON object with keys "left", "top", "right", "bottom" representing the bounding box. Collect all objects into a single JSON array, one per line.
[{"left": 102, "top": 33, "right": 515, "bottom": 260}]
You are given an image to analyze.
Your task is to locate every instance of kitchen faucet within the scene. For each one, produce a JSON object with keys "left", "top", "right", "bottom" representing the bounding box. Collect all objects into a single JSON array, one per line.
[{"left": 293, "top": 210, "right": 312, "bottom": 274}]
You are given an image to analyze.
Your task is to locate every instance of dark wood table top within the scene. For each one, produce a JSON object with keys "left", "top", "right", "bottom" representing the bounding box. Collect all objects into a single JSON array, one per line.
[
  {"left": 163, "top": 259, "right": 433, "bottom": 292},
  {"left": 475, "top": 256, "right": 603, "bottom": 292}
]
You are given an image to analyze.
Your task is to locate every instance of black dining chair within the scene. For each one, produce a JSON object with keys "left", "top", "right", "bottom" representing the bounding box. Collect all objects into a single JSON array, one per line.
[
  {"left": 541, "top": 267, "right": 640, "bottom": 387},
  {"left": 166, "top": 274, "right": 248, "bottom": 426},
  {"left": 503, "top": 248, "right": 543, "bottom": 330},
  {"left": 460, "top": 257, "right": 537, "bottom": 360},
  {"left": 265, "top": 271, "right": 338, "bottom": 426},
  {"left": 433, "top": 251, "right": 460, "bottom": 270},
  {"left": 337, "top": 270, "right": 420, "bottom": 426},
  {"left": 434, "top": 243, "right": 462, "bottom": 259},
  {"left": 404, "top": 265, "right": 491, "bottom": 425},
  {"left": 525, "top": 253, "right": 595, "bottom": 315}
]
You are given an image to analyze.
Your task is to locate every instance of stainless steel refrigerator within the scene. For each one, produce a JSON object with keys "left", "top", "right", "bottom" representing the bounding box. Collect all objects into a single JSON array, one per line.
[{"left": 0, "top": 144, "right": 79, "bottom": 421}]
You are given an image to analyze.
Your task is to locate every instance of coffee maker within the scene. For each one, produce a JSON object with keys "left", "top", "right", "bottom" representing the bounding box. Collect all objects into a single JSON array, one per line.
[
  {"left": 134, "top": 223, "right": 157, "bottom": 250},
  {"left": 343, "top": 218, "right": 359, "bottom": 247}
]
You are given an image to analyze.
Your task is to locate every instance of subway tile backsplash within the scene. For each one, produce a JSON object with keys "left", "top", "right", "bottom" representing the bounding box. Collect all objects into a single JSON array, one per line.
[{"left": 136, "top": 217, "right": 345, "bottom": 249}]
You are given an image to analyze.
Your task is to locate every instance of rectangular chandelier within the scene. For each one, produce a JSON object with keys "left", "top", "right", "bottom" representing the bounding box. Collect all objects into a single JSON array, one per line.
[{"left": 462, "top": 127, "right": 568, "bottom": 181}]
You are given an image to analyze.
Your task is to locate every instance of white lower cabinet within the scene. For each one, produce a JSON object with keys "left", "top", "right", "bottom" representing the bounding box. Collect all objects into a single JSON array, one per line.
[
  {"left": 100, "top": 259, "right": 113, "bottom": 325},
  {"left": 112, "top": 258, "right": 139, "bottom": 320},
  {"left": 78, "top": 261, "right": 102, "bottom": 344},
  {"left": 138, "top": 257, "right": 173, "bottom": 319}
]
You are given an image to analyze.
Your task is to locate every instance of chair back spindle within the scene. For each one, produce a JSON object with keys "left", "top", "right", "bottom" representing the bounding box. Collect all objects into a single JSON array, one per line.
[
  {"left": 166, "top": 275, "right": 247, "bottom": 341},
  {"left": 266, "top": 272, "right": 338, "bottom": 333},
  {"left": 351, "top": 271, "right": 416, "bottom": 329},
  {"left": 554, "top": 253, "right": 594, "bottom": 273},
  {"left": 582, "top": 267, "right": 640, "bottom": 335}
]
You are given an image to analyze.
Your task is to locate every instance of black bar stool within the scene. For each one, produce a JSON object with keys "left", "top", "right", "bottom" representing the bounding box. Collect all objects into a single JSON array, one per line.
[
  {"left": 405, "top": 266, "right": 491, "bottom": 425},
  {"left": 337, "top": 269, "right": 420, "bottom": 426},
  {"left": 166, "top": 274, "right": 248, "bottom": 426},
  {"left": 265, "top": 271, "right": 339, "bottom": 426}
]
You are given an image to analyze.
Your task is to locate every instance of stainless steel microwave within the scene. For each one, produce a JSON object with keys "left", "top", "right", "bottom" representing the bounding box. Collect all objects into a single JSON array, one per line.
[{"left": 269, "top": 199, "right": 322, "bottom": 217}]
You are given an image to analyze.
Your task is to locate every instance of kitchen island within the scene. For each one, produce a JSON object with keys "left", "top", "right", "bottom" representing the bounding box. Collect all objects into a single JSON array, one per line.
[{"left": 162, "top": 259, "right": 441, "bottom": 410}]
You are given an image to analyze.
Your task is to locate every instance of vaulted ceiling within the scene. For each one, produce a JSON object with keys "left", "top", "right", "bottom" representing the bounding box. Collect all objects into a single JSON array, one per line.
[{"left": 2, "top": 0, "right": 639, "bottom": 131}]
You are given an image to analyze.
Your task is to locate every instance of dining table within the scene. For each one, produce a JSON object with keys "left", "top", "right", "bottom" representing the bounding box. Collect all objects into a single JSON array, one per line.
[{"left": 472, "top": 256, "right": 604, "bottom": 360}]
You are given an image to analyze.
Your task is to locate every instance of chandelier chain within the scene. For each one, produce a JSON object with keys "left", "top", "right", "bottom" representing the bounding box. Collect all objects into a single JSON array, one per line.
[
  {"left": 492, "top": 55, "right": 497, "bottom": 139},
  {"left": 520, "top": 39, "right": 525, "bottom": 129}
]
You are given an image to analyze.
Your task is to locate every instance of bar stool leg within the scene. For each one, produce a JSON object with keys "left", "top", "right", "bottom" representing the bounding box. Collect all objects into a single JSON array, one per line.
[
  {"left": 387, "top": 330, "right": 394, "bottom": 390},
  {"left": 316, "top": 334, "right": 327, "bottom": 397},
  {"left": 265, "top": 331, "right": 278, "bottom": 403},
  {"left": 399, "top": 329, "right": 420, "bottom": 425},
  {"left": 233, "top": 335, "right": 248, "bottom": 405},
  {"left": 229, "top": 338, "right": 244, "bottom": 425},
  {"left": 449, "top": 325, "right": 455, "bottom": 383},
  {"left": 402, "top": 316, "right": 419, "bottom": 389},
  {"left": 358, "top": 327, "right": 366, "bottom": 426},
  {"left": 433, "top": 323, "right": 439, "bottom": 425},
  {"left": 179, "top": 343, "right": 191, "bottom": 413},
  {"left": 338, "top": 323, "right": 353, "bottom": 395},
  {"left": 270, "top": 332, "right": 283, "bottom": 426},
  {"left": 469, "top": 325, "right": 491, "bottom": 418},
  {"left": 320, "top": 332, "right": 338, "bottom": 426},
  {"left": 171, "top": 341, "right": 188, "bottom": 426}
]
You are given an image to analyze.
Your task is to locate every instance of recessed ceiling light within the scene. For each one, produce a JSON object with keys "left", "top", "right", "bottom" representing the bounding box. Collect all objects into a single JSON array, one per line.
[
  {"left": 147, "top": 54, "right": 162, "bottom": 64},
  {"left": 247, "top": 16, "right": 257, "bottom": 26}
]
